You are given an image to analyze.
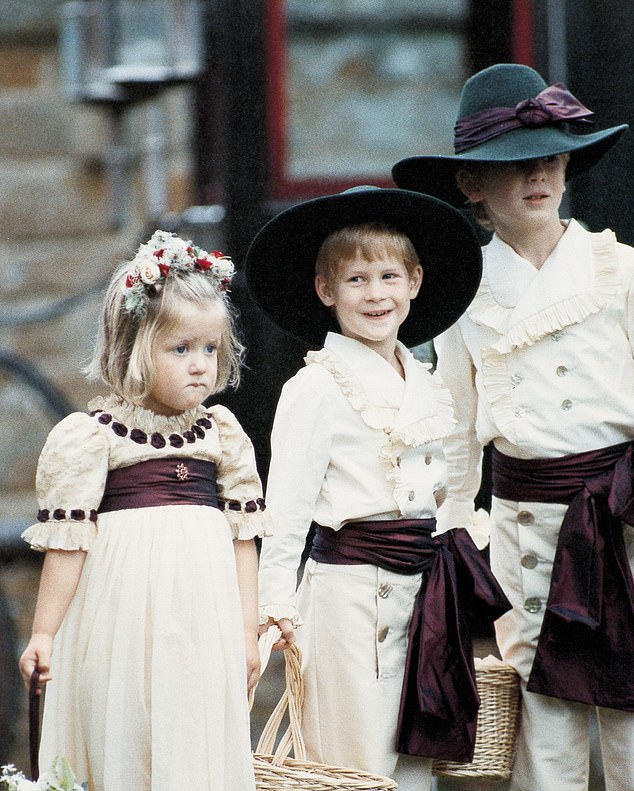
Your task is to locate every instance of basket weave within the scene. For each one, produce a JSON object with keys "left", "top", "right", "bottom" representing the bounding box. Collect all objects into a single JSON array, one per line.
[
  {"left": 432, "top": 658, "right": 521, "bottom": 780},
  {"left": 252, "top": 638, "right": 397, "bottom": 790}
]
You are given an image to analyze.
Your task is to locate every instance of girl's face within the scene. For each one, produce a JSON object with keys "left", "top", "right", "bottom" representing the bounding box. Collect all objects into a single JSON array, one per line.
[
  {"left": 143, "top": 299, "right": 225, "bottom": 416},
  {"left": 315, "top": 251, "right": 422, "bottom": 358},
  {"left": 460, "top": 155, "right": 567, "bottom": 235}
]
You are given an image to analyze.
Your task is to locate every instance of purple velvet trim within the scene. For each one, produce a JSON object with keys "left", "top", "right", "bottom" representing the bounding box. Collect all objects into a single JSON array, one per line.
[
  {"left": 98, "top": 457, "right": 220, "bottom": 512},
  {"left": 454, "top": 83, "right": 594, "bottom": 153},
  {"left": 220, "top": 498, "right": 266, "bottom": 514},
  {"left": 492, "top": 443, "right": 634, "bottom": 711},
  {"left": 310, "top": 520, "right": 511, "bottom": 763},
  {"left": 92, "top": 410, "right": 214, "bottom": 448},
  {"left": 37, "top": 508, "right": 98, "bottom": 523}
]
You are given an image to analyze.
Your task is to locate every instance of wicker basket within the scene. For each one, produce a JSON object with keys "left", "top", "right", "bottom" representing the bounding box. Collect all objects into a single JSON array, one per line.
[
  {"left": 252, "top": 632, "right": 397, "bottom": 790},
  {"left": 432, "top": 657, "right": 521, "bottom": 780}
]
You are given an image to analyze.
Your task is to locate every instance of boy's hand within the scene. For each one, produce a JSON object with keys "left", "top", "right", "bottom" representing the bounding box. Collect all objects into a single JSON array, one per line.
[{"left": 258, "top": 617, "right": 295, "bottom": 651}]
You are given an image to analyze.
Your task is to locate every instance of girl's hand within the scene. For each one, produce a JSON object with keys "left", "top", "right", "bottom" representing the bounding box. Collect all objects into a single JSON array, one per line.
[
  {"left": 19, "top": 633, "right": 53, "bottom": 692},
  {"left": 244, "top": 632, "right": 261, "bottom": 694},
  {"left": 259, "top": 617, "right": 295, "bottom": 651}
]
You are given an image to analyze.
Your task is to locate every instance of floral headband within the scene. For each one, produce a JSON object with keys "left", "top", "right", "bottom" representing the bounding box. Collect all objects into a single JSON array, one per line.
[{"left": 122, "top": 230, "right": 235, "bottom": 318}]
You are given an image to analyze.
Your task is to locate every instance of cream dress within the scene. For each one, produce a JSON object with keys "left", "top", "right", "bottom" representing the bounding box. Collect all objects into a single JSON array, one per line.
[{"left": 23, "top": 395, "right": 271, "bottom": 791}]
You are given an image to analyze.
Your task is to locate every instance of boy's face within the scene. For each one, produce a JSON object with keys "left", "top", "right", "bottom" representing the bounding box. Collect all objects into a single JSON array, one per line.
[
  {"left": 459, "top": 155, "right": 566, "bottom": 235},
  {"left": 315, "top": 251, "right": 422, "bottom": 356}
]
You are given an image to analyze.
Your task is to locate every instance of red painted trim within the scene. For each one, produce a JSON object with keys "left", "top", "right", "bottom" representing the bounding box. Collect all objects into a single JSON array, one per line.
[
  {"left": 512, "top": 0, "right": 535, "bottom": 66},
  {"left": 263, "top": 0, "right": 286, "bottom": 198}
]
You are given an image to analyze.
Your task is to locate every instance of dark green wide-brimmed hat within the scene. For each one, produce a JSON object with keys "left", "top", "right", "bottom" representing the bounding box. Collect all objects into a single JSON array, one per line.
[
  {"left": 244, "top": 186, "right": 482, "bottom": 348},
  {"left": 392, "top": 63, "right": 628, "bottom": 205}
]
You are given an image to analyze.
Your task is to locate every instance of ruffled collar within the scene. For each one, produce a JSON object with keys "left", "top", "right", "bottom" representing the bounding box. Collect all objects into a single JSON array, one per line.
[
  {"left": 306, "top": 333, "right": 455, "bottom": 446},
  {"left": 467, "top": 220, "right": 619, "bottom": 354},
  {"left": 88, "top": 393, "right": 211, "bottom": 436}
]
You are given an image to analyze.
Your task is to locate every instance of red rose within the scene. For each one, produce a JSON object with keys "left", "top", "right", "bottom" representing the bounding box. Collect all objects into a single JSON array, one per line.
[
  {"left": 195, "top": 257, "right": 212, "bottom": 270},
  {"left": 153, "top": 248, "right": 165, "bottom": 259},
  {"left": 158, "top": 263, "right": 170, "bottom": 278}
]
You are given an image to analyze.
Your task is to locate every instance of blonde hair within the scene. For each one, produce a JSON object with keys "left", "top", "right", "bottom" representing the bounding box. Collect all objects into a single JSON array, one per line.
[
  {"left": 86, "top": 262, "right": 244, "bottom": 404},
  {"left": 315, "top": 223, "right": 420, "bottom": 284},
  {"left": 456, "top": 153, "right": 571, "bottom": 230}
]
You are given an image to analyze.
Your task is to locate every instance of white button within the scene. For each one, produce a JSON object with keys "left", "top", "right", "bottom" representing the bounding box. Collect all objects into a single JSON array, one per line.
[
  {"left": 518, "top": 510, "right": 535, "bottom": 526},
  {"left": 377, "top": 626, "right": 389, "bottom": 642},
  {"left": 378, "top": 583, "right": 393, "bottom": 599},
  {"left": 561, "top": 399, "right": 573, "bottom": 411},
  {"left": 408, "top": 490, "right": 415, "bottom": 501},
  {"left": 524, "top": 597, "right": 541, "bottom": 613},
  {"left": 551, "top": 331, "right": 564, "bottom": 341},
  {"left": 510, "top": 374, "right": 522, "bottom": 386},
  {"left": 556, "top": 365, "right": 568, "bottom": 377},
  {"left": 521, "top": 554, "right": 538, "bottom": 569},
  {"left": 514, "top": 407, "right": 527, "bottom": 418}
]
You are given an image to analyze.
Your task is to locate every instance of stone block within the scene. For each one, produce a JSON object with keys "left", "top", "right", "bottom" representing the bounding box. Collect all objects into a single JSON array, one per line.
[{"left": 0, "top": 159, "right": 110, "bottom": 239}]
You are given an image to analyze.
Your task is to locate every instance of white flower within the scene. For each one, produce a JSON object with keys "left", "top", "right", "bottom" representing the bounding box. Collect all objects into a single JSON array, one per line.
[
  {"left": 211, "top": 255, "right": 235, "bottom": 281},
  {"left": 138, "top": 259, "right": 161, "bottom": 285}
]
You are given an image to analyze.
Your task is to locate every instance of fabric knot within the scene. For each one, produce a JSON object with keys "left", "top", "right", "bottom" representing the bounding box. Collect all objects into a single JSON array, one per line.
[{"left": 515, "top": 96, "right": 553, "bottom": 127}]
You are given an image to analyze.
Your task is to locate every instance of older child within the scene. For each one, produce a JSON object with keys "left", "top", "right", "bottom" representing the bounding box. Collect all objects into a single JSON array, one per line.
[
  {"left": 245, "top": 186, "right": 508, "bottom": 791},
  {"left": 19, "top": 231, "right": 271, "bottom": 791},
  {"left": 393, "top": 63, "right": 634, "bottom": 791}
]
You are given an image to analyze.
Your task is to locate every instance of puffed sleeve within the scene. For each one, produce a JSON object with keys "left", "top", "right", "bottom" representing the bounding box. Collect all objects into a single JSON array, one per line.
[
  {"left": 210, "top": 405, "right": 273, "bottom": 540},
  {"left": 22, "top": 412, "right": 109, "bottom": 551}
]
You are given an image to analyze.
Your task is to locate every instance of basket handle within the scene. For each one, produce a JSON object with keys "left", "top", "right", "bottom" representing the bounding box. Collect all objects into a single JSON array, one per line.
[{"left": 252, "top": 627, "right": 306, "bottom": 763}]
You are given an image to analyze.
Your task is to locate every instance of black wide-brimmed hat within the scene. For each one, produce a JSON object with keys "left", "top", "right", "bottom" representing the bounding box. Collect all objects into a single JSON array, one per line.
[
  {"left": 392, "top": 63, "right": 628, "bottom": 205},
  {"left": 244, "top": 186, "right": 482, "bottom": 348}
]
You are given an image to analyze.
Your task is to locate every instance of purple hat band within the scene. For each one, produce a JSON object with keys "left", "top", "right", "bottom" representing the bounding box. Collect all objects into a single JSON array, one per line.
[{"left": 454, "top": 83, "right": 594, "bottom": 154}]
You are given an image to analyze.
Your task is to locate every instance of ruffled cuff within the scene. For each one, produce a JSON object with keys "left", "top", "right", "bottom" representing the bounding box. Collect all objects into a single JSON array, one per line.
[
  {"left": 258, "top": 603, "right": 303, "bottom": 628},
  {"left": 22, "top": 519, "right": 97, "bottom": 552},
  {"left": 436, "top": 497, "right": 478, "bottom": 534},
  {"left": 224, "top": 509, "right": 273, "bottom": 541}
]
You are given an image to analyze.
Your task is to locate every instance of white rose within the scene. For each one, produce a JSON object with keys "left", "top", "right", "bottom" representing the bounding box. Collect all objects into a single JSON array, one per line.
[
  {"left": 139, "top": 260, "right": 162, "bottom": 285},
  {"left": 212, "top": 256, "right": 235, "bottom": 281}
]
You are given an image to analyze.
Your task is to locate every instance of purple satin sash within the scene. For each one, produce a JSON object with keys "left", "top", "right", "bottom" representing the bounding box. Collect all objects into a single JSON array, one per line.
[
  {"left": 454, "top": 82, "right": 594, "bottom": 153},
  {"left": 492, "top": 443, "right": 634, "bottom": 710},
  {"left": 310, "top": 521, "right": 511, "bottom": 762},
  {"left": 99, "top": 457, "right": 220, "bottom": 513}
]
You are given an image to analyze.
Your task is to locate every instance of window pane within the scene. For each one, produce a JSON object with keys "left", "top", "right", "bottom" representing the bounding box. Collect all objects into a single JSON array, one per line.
[{"left": 283, "top": 1, "right": 468, "bottom": 181}]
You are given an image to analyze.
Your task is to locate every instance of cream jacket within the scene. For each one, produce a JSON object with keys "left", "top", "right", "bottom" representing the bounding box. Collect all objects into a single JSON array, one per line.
[
  {"left": 258, "top": 332, "right": 455, "bottom": 624},
  {"left": 436, "top": 219, "right": 634, "bottom": 533}
]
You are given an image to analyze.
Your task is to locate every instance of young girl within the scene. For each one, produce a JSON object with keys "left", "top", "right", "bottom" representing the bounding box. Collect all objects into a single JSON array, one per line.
[
  {"left": 18, "top": 230, "right": 271, "bottom": 791},
  {"left": 245, "top": 186, "right": 509, "bottom": 791},
  {"left": 393, "top": 63, "right": 634, "bottom": 791}
]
